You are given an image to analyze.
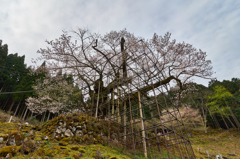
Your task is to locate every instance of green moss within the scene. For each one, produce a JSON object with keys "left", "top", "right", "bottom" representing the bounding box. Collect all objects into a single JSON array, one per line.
[
  {"left": 83, "top": 134, "right": 88, "bottom": 141},
  {"left": 79, "top": 148, "right": 86, "bottom": 153},
  {"left": 73, "top": 136, "right": 83, "bottom": 143},
  {"left": 59, "top": 141, "right": 68, "bottom": 146},
  {"left": 52, "top": 145, "right": 61, "bottom": 151},
  {"left": 72, "top": 153, "right": 81, "bottom": 159},
  {"left": 35, "top": 135, "right": 42, "bottom": 141},
  {"left": 63, "top": 149, "right": 70, "bottom": 156},
  {"left": 60, "top": 146, "right": 67, "bottom": 149},
  {"left": 0, "top": 145, "right": 18, "bottom": 157},
  {"left": 44, "top": 148, "right": 54, "bottom": 157},
  {"left": 36, "top": 147, "right": 44, "bottom": 156},
  {"left": 61, "top": 137, "right": 71, "bottom": 142},
  {"left": 20, "top": 137, "right": 36, "bottom": 154},
  {"left": 70, "top": 145, "right": 80, "bottom": 150}
]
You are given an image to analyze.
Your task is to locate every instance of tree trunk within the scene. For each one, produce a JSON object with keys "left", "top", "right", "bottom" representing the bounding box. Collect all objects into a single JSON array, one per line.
[
  {"left": 229, "top": 108, "right": 240, "bottom": 129},
  {"left": 208, "top": 107, "right": 221, "bottom": 128},
  {"left": 21, "top": 106, "right": 26, "bottom": 119},
  {"left": 138, "top": 91, "right": 147, "bottom": 158},
  {"left": 47, "top": 111, "right": 51, "bottom": 122},
  {"left": 14, "top": 102, "right": 21, "bottom": 116},
  {"left": 22, "top": 108, "right": 28, "bottom": 121},
  {"left": 41, "top": 112, "right": 46, "bottom": 123},
  {"left": 225, "top": 101, "right": 240, "bottom": 129},
  {"left": 8, "top": 101, "right": 14, "bottom": 114},
  {"left": 30, "top": 111, "right": 33, "bottom": 119},
  {"left": 226, "top": 116, "right": 236, "bottom": 128},
  {"left": 200, "top": 101, "right": 207, "bottom": 133},
  {"left": 1, "top": 97, "right": 9, "bottom": 110},
  {"left": 221, "top": 114, "right": 229, "bottom": 129}
]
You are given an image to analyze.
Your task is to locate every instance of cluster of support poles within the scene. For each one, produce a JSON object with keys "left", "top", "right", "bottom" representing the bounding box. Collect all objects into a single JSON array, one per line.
[
  {"left": 81, "top": 44, "right": 196, "bottom": 158},
  {"left": 89, "top": 76, "right": 196, "bottom": 158}
]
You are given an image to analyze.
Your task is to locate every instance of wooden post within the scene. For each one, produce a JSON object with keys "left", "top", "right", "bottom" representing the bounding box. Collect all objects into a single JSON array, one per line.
[
  {"left": 124, "top": 101, "right": 127, "bottom": 144},
  {"left": 117, "top": 88, "right": 120, "bottom": 123},
  {"left": 138, "top": 91, "right": 147, "bottom": 158},
  {"left": 111, "top": 92, "right": 114, "bottom": 119},
  {"left": 95, "top": 81, "right": 101, "bottom": 118}
]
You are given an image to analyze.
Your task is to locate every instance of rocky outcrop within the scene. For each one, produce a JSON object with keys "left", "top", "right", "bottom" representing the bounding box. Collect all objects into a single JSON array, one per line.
[{"left": 41, "top": 113, "right": 121, "bottom": 145}]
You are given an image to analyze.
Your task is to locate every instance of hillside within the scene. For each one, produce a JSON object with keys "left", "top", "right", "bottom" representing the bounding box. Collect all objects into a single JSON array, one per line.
[
  {"left": 0, "top": 110, "right": 171, "bottom": 159},
  {"left": 189, "top": 127, "right": 240, "bottom": 159},
  {"left": 1, "top": 110, "right": 240, "bottom": 159}
]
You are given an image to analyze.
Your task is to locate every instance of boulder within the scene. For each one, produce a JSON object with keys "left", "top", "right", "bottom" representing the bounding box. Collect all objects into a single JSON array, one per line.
[{"left": 64, "top": 129, "right": 73, "bottom": 137}]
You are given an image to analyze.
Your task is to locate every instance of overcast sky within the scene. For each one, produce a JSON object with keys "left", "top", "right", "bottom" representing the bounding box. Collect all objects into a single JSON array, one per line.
[{"left": 1, "top": 0, "right": 239, "bottom": 86}]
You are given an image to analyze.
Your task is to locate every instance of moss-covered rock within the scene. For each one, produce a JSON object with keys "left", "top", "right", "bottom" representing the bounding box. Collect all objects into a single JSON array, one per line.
[
  {"left": 0, "top": 145, "right": 18, "bottom": 157},
  {"left": 6, "top": 131, "right": 25, "bottom": 146},
  {"left": 20, "top": 137, "right": 36, "bottom": 154},
  {"left": 90, "top": 150, "right": 103, "bottom": 159},
  {"left": 40, "top": 113, "right": 121, "bottom": 146}
]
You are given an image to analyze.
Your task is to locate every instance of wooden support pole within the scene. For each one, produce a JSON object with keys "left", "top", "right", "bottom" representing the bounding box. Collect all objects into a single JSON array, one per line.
[
  {"left": 117, "top": 88, "right": 120, "bottom": 123},
  {"left": 123, "top": 101, "right": 127, "bottom": 145},
  {"left": 95, "top": 81, "right": 101, "bottom": 118},
  {"left": 111, "top": 92, "right": 114, "bottom": 118},
  {"left": 138, "top": 91, "right": 147, "bottom": 158}
]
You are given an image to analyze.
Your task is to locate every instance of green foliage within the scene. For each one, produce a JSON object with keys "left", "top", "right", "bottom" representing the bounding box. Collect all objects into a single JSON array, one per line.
[
  {"left": 22, "top": 132, "right": 27, "bottom": 137},
  {"left": 207, "top": 85, "right": 233, "bottom": 117}
]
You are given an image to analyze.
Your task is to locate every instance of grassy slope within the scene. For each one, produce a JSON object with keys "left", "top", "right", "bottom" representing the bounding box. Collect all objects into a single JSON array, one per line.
[{"left": 189, "top": 127, "right": 240, "bottom": 159}]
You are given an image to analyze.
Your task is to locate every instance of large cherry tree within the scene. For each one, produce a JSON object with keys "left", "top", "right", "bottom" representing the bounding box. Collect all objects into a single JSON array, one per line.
[{"left": 36, "top": 28, "right": 213, "bottom": 116}]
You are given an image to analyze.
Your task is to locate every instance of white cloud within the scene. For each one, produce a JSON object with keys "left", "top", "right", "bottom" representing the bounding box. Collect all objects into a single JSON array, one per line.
[{"left": 0, "top": 0, "right": 239, "bottom": 86}]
